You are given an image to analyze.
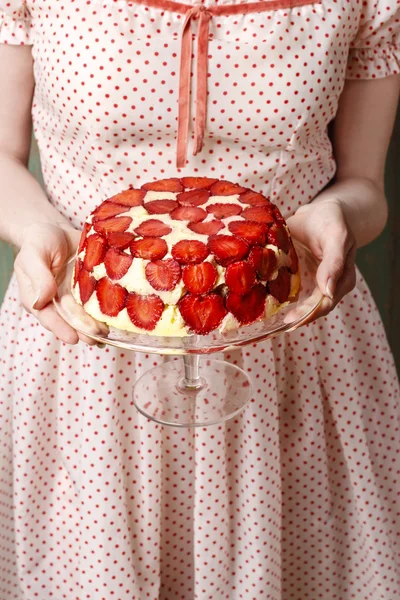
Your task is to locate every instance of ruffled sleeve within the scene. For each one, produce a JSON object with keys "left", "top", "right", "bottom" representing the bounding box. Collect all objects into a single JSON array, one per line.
[
  {"left": 346, "top": 1, "right": 400, "bottom": 79},
  {"left": 0, "top": 1, "right": 33, "bottom": 45}
]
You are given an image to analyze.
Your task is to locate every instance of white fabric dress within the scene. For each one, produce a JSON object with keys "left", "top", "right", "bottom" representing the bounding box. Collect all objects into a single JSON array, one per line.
[{"left": 0, "top": 1, "right": 399, "bottom": 599}]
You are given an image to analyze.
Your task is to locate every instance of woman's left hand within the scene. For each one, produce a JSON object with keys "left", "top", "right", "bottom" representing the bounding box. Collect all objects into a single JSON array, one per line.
[{"left": 286, "top": 197, "right": 357, "bottom": 324}]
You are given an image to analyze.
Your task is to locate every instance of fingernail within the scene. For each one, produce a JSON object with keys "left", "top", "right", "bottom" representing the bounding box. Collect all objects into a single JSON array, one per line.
[
  {"left": 326, "top": 278, "right": 334, "bottom": 300},
  {"left": 96, "top": 343, "right": 106, "bottom": 349},
  {"left": 32, "top": 289, "right": 41, "bottom": 310}
]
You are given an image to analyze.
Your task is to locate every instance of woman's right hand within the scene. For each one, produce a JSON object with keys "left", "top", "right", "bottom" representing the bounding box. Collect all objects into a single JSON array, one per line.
[{"left": 14, "top": 222, "right": 97, "bottom": 345}]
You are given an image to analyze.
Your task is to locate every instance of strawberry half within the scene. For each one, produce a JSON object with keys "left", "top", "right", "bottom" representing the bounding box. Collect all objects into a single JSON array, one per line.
[
  {"left": 267, "top": 223, "right": 290, "bottom": 253},
  {"left": 170, "top": 206, "right": 207, "bottom": 223},
  {"left": 78, "top": 222, "right": 91, "bottom": 254},
  {"left": 96, "top": 277, "right": 127, "bottom": 316},
  {"left": 248, "top": 246, "right": 277, "bottom": 281},
  {"left": 126, "top": 292, "right": 164, "bottom": 331},
  {"left": 228, "top": 221, "right": 267, "bottom": 246},
  {"left": 106, "top": 231, "right": 135, "bottom": 250},
  {"left": 225, "top": 261, "right": 256, "bottom": 296},
  {"left": 287, "top": 240, "right": 299, "bottom": 274},
  {"left": 130, "top": 237, "right": 168, "bottom": 260},
  {"left": 182, "top": 262, "right": 218, "bottom": 295},
  {"left": 109, "top": 189, "right": 146, "bottom": 207},
  {"left": 92, "top": 201, "right": 128, "bottom": 222},
  {"left": 93, "top": 216, "right": 132, "bottom": 235},
  {"left": 171, "top": 240, "right": 209, "bottom": 265},
  {"left": 239, "top": 190, "right": 269, "bottom": 206},
  {"left": 271, "top": 204, "right": 286, "bottom": 224},
  {"left": 73, "top": 258, "right": 83, "bottom": 286},
  {"left": 142, "top": 178, "right": 183, "bottom": 193},
  {"left": 104, "top": 248, "right": 133, "bottom": 280},
  {"left": 242, "top": 206, "right": 274, "bottom": 224},
  {"left": 226, "top": 283, "right": 267, "bottom": 325},
  {"left": 210, "top": 181, "right": 247, "bottom": 196},
  {"left": 78, "top": 268, "right": 97, "bottom": 304},
  {"left": 178, "top": 293, "right": 227, "bottom": 334},
  {"left": 83, "top": 233, "right": 107, "bottom": 271},
  {"left": 206, "top": 203, "right": 242, "bottom": 219},
  {"left": 144, "top": 199, "right": 178, "bottom": 214},
  {"left": 177, "top": 189, "right": 210, "bottom": 206},
  {"left": 181, "top": 177, "right": 218, "bottom": 190},
  {"left": 208, "top": 234, "right": 249, "bottom": 266},
  {"left": 268, "top": 268, "right": 291, "bottom": 303},
  {"left": 188, "top": 220, "right": 224, "bottom": 236},
  {"left": 134, "top": 219, "right": 172, "bottom": 237},
  {"left": 145, "top": 259, "right": 181, "bottom": 291}
]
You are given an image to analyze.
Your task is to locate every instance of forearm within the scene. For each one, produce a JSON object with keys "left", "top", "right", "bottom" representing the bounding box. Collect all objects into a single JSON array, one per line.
[
  {"left": 298, "top": 176, "right": 388, "bottom": 248},
  {"left": 0, "top": 152, "right": 74, "bottom": 249}
]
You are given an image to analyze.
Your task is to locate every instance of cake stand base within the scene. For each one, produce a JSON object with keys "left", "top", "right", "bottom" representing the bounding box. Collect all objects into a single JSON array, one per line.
[{"left": 132, "top": 357, "right": 252, "bottom": 427}]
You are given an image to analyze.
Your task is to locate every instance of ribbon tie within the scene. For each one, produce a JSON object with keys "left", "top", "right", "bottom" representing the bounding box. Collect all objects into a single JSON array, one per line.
[{"left": 177, "top": 4, "right": 211, "bottom": 168}]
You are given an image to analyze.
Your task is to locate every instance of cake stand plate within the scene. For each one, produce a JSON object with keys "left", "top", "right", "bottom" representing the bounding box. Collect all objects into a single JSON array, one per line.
[{"left": 54, "top": 240, "right": 323, "bottom": 427}]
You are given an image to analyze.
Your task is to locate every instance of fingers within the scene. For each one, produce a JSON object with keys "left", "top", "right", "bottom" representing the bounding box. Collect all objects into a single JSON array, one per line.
[
  {"left": 15, "top": 248, "right": 58, "bottom": 310},
  {"left": 315, "top": 223, "right": 356, "bottom": 299},
  {"left": 30, "top": 303, "right": 79, "bottom": 345}
]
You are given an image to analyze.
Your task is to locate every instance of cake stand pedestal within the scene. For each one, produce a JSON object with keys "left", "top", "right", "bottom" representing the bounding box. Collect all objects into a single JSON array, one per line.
[{"left": 54, "top": 240, "right": 322, "bottom": 427}]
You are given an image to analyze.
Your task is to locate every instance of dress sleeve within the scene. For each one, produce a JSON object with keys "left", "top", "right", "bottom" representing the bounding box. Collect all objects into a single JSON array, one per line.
[
  {"left": 0, "top": 0, "right": 33, "bottom": 45},
  {"left": 346, "top": 1, "right": 400, "bottom": 79}
]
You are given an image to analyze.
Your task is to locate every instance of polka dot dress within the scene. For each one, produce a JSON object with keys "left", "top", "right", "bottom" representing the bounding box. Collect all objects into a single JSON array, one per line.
[{"left": 1, "top": 1, "right": 399, "bottom": 599}]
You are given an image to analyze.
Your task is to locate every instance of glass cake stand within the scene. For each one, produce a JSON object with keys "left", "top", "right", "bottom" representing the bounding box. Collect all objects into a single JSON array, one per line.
[{"left": 53, "top": 240, "right": 323, "bottom": 427}]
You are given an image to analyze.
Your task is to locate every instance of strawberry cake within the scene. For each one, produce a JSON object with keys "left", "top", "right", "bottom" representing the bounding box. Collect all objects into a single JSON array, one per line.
[{"left": 71, "top": 177, "right": 300, "bottom": 336}]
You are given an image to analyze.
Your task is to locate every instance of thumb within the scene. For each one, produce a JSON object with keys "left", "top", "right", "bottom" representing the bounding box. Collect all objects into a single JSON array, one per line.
[
  {"left": 16, "top": 247, "right": 59, "bottom": 310},
  {"left": 316, "top": 238, "right": 347, "bottom": 300}
]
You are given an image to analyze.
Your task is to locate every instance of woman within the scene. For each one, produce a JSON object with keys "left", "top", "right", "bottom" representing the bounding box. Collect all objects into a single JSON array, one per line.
[{"left": 0, "top": 0, "right": 399, "bottom": 598}]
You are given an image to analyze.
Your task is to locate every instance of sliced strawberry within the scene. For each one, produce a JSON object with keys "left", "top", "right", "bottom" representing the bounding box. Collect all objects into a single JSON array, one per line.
[
  {"left": 92, "top": 201, "right": 128, "bottom": 222},
  {"left": 209, "top": 181, "right": 247, "bottom": 196},
  {"left": 228, "top": 221, "right": 267, "bottom": 246},
  {"left": 144, "top": 199, "right": 178, "bottom": 214},
  {"left": 248, "top": 246, "right": 277, "bottom": 281},
  {"left": 104, "top": 248, "right": 133, "bottom": 280},
  {"left": 78, "top": 222, "right": 91, "bottom": 254},
  {"left": 177, "top": 189, "right": 210, "bottom": 206},
  {"left": 226, "top": 283, "right": 267, "bottom": 325},
  {"left": 181, "top": 177, "right": 218, "bottom": 190},
  {"left": 96, "top": 277, "right": 127, "bottom": 316},
  {"left": 93, "top": 216, "right": 132, "bottom": 235},
  {"left": 141, "top": 178, "right": 183, "bottom": 193},
  {"left": 134, "top": 219, "right": 172, "bottom": 237},
  {"left": 206, "top": 203, "right": 242, "bottom": 219},
  {"left": 178, "top": 293, "right": 227, "bottom": 334},
  {"left": 268, "top": 268, "right": 291, "bottom": 303},
  {"left": 225, "top": 261, "right": 256, "bottom": 296},
  {"left": 287, "top": 240, "right": 299, "bottom": 274},
  {"left": 83, "top": 233, "right": 107, "bottom": 271},
  {"left": 182, "top": 262, "right": 218, "bottom": 295},
  {"left": 239, "top": 190, "right": 269, "bottom": 206},
  {"left": 171, "top": 240, "right": 209, "bottom": 265},
  {"left": 208, "top": 234, "right": 249, "bottom": 266},
  {"left": 106, "top": 231, "right": 135, "bottom": 250},
  {"left": 109, "top": 188, "right": 146, "bottom": 207},
  {"left": 145, "top": 259, "right": 181, "bottom": 291},
  {"left": 271, "top": 204, "right": 286, "bottom": 224},
  {"left": 73, "top": 258, "right": 83, "bottom": 286},
  {"left": 126, "top": 292, "right": 164, "bottom": 331},
  {"left": 170, "top": 206, "right": 207, "bottom": 223},
  {"left": 130, "top": 237, "right": 168, "bottom": 260},
  {"left": 242, "top": 206, "right": 274, "bottom": 224},
  {"left": 78, "top": 268, "right": 97, "bottom": 304},
  {"left": 267, "top": 223, "right": 290, "bottom": 253},
  {"left": 188, "top": 220, "right": 224, "bottom": 236}
]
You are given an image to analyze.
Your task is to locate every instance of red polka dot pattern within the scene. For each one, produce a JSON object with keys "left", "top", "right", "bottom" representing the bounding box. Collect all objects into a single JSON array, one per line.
[{"left": 1, "top": 1, "right": 400, "bottom": 598}]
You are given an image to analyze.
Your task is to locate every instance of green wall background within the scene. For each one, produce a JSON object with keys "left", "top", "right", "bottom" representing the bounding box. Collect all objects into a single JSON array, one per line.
[{"left": 1, "top": 124, "right": 399, "bottom": 371}]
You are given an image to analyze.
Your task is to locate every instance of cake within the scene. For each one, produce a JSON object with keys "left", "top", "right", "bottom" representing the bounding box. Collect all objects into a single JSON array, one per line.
[{"left": 71, "top": 177, "right": 300, "bottom": 336}]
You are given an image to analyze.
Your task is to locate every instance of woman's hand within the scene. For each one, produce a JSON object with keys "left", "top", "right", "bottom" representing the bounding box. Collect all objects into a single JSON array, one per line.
[
  {"left": 286, "top": 197, "right": 357, "bottom": 323},
  {"left": 14, "top": 222, "right": 97, "bottom": 345}
]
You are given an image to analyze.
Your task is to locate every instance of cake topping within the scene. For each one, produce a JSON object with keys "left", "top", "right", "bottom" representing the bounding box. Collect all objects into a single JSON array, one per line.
[
  {"left": 209, "top": 181, "right": 246, "bottom": 196},
  {"left": 248, "top": 246, "right": 277, "bottom": 281},
  {"left": 78, "top": 268, "right": 96, "bottom": 304},
  {"left": 145, "top": 259, "right": 181, "bottom": 291},
  {"left": 126, "top": 293, "right": 165, "bottom": 330},
  {"left": 97, "top": 278, "right": 128, "bottom": 316},
  {"left": 182, "top": 262, "right": 218, "bottom": 295},
  {"left": 226, "top": 283, "right": 267, "bottom": 325},
  {"left": 104, "top": 248, "right": 133, "bottom": 280},
  {"left": 94, "top": 216, "right": 132, "bottom": 234},
  {"left": 177, "top": 189, "right": 210, "bottom": 206},
  {"left": 142, "top": 178, "right": 183, "bottom": 193},
  {"left": 130, "top": 237, "right": 168, "bottom": 260},
  {"left": 242, "top": 205, "right": 275, "bottom": 224},
  {"left": 92, "top": 201, "right": 128, "bottom": 221},
  {"left": 170, "top": 206, "right": 207, "bottom": 223},
  {"left": 208, "top": 234, "right": 249, "bottom": 266},
  {"left": 225, "top": 261, "right": 256, "bottom": 296},
  {"left": 206, "top": 203, "right": 242, "bottom": 219},
  {"left": 178, "top": 293, "right": 227, "bottom": 334},
  {"left": 188, "top": 220, "right": 224, "bottom": 235},
  {"left": 134, "top": 219, "right": 172, "bottom": 237},
  {"left": 84, "top": 234, "right": 107, "bottom": 271},
  {"left": 239, "top": 190, "right": 269, "bottom": 206},
  {"left": 181, "top": 176, "right": 218, "bottom": 189},
  {"left": 106, "top": 231, "right": 135, "bottom": 250},
  {"left": 144, "top": 199, "right": 179, "bottom": 214},
  {"left": 171, "top": 240, "right": 209, "bottom": 265},
  {"left": 109, "top": 189, "right": 146, "bottom": 207},
  {"left": 227, "top": 221, "right": 267, "bottom": 246},
  {"left": 268, "top": 268, "right": 291, "bottom": 303},
  {"left": 267, "top": 223, "right": 290, "bottom": 253}
]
